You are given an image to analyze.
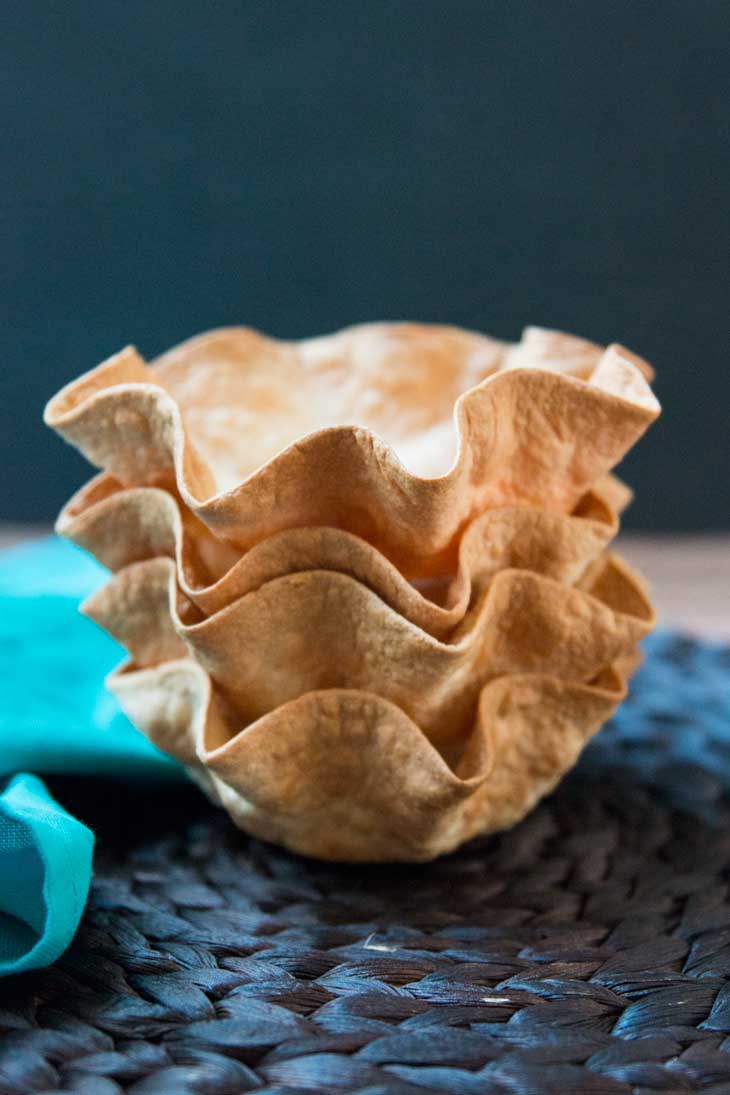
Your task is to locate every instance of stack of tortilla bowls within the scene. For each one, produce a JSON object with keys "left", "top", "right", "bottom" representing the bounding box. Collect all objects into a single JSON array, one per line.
[{"left": 45, "top": 323, "right": 660, "bottom": 861}]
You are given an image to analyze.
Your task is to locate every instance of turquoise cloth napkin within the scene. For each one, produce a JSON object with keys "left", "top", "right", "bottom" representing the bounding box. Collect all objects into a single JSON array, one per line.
[
  {"left": 0, "top": 537, "right": 182, "bottom": 976},
  {"left": 0, "top": 773, "right": 93, "bottom": 976}
]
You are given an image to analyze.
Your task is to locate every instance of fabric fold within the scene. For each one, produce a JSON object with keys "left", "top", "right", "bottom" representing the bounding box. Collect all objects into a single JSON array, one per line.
[
  {"left": 0, "top": 773, "right": 93, "bottom": 976},
  {"left": 0, "top": 537, "right": 183, "bottom": 979}
]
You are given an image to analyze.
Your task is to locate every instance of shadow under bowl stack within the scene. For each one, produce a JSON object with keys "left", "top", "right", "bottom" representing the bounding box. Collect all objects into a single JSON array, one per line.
[{"left": 45, "top": 322, "right": 661, "bottom": 860}]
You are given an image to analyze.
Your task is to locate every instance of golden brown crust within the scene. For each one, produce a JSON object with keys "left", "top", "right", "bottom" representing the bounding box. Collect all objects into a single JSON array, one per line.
[
  {"left": 107, "top": 658, "right": 628, "bottom": 862},
  {"left": 83, "top": 551, "right": 653, "bottom": 752},
  {"left": 45, "top": 324, "right": 659, "bottom": 575},
  {"left": 46, "top": 320, "right": 660, "bottom": 861},
  {"left": 66, "top": 477, "right": 615, "bottom": 634}
]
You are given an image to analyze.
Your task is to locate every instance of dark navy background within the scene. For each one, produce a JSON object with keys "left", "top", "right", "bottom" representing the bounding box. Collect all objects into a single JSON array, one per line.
[{"left": 1, "top": 2, "right": 727, "bottom": 528}]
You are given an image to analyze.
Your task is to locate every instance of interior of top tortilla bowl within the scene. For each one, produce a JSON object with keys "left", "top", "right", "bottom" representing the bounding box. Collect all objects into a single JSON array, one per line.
[{"left": 151, "top": 322, "right": 507, "bottom": 485}]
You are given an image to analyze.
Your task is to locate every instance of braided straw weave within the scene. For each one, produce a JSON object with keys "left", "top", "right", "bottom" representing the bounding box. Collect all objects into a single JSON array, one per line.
[{"left": 2, "top": 633, "right": 730, "bottom": 1095}]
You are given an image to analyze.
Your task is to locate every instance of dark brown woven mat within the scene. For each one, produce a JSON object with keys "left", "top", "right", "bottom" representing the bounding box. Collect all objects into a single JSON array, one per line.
[{"left": 2, "top": 633, "right": 730, "bottom": 1095}]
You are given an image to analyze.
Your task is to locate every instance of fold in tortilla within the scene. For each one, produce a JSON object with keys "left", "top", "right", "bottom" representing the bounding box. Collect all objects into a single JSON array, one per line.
[
  {"left": 45, "top": 323, "right": 659, "bottom": 575},
  {"left": 107, "top": 655, "right": 633, "bottom": 861},
  {"left": 46, "top": 321, "right": 660, "bottom": 861},
  {"left": 83, "top": 552, "right": 653, "bottom": 753},
  {"left": 66, "top": 475, "right": 617, "bottom": 635}
]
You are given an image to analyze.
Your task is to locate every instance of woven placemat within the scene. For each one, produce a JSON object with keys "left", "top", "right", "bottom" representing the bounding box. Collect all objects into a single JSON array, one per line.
[{"left": 2, "top": 632, "right": 730, "bottom": 1095}]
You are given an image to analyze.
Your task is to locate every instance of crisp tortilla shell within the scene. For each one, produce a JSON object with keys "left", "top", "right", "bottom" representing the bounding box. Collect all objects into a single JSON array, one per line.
[
  {"left": 83, "top": 552, "right": 653, "bottom": 752},
  {"left": 65, "top": 476, "right": 617, "bottom": 636},
  {"left": 45, "top": 324, "right": 659, "bottom": 575},
  {"left": 108, "top": 656, "right": 632, "bottom": 861}
]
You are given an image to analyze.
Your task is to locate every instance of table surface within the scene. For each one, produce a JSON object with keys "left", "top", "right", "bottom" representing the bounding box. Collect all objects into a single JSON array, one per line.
[{"left": 1, "top": 526, "right": 728, "bottom": 640}]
